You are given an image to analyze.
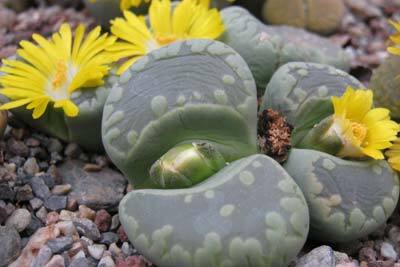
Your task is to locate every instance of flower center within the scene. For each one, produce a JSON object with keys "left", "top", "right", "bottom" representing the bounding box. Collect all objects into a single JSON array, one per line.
[
  {"left": 351, "top": 122, "right": 367, "bottom": 145},
  {"left": 52, "top": 60, "right": 68, "bottom": 89}
]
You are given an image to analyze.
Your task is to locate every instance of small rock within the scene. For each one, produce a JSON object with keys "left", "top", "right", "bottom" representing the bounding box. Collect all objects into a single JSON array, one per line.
[
  {"left": 23, "top": 158, "right": 40, "bottom": 175},
  {"left": 98, "top": 255, "right": 115, "bottom": 267},
  {"left": 108, "top": 243, "right": 122, "bottom": 258},
  {"left": 73, "top": 218, "right": 101, "bottom": 241},
  {"left": 40, "top": 173, "right": 56, "bottom": 189},
  {"left": 8, "top": 139, "right": 29, "bottom": 157},
  {"left": 70, "top": 250, "right": 85, "bottom": 261},
  {"left": 88, "top": 244, "right": 105, "bottom": 260},
  {"left": 16, "top": 184, "right": 34, "bottom": 202},
  {"left": 45, "top": 211, "right": 59, "bottom": 225},
  {"left": 0, "top": 225, "right": 21, "bottom": 267},
  {"left": 24, "top": 215, "right": 44, "bottom": 236},
  {"left": 69, "top": 257, "right": 91, "bottom": 267},
  {"left": 66, "top": 198, "right": 78, "bottom": 211},
  {"left": 83, "top": 163, "right": 102, "bottom": 172},
  {"left": 80, "top": 236, "right": 94, "bottom": 247},
  {"left": 381, "top": 242, "right": 397, "bottom": 261},
  {"left": 64, "top": 143, "right": 81, "bottom": 158},
  {"left": 0, "top": 8, "right": 16, "bottom": 29},
  {"left": 30, "top": 176, "right": 50, "bottom": 200},
  {"left": 99, "top": 232, "right": 118, "bottom": 246},
  {"left": 95, "top": 209, "right": 111, "bottom": 232},
  {"left": 117, "top": 226, "right": 128, "bottom": 242},
  {"left": 79, "top": 205, "right": 96, "bottom": 221},
  {"left": 6, "top": 208, "right": 31, "bottom": 232},
  {"left": 110, "top": 214, "right": 120, "bottom": 231},
  {"left": 47, "top": 236, "right": 74, "bottom": 254},
  {"left": 29, "top": 197, "right": 43, "bottom": 210},
  {"left": 59, "top": 210, "right": 78, "bottom": 221},
  {"left": 121, "top": 242, "right": 132, "bottom": 257},
  {"left": 36, "top": 206, "right": 48, "bottom": 224},
  {"left": 295, "top": 246, "right": 335, "bottom": 267},
  {"left": 44, "top": 254, "right": 64, "bottom": 267},
  {"left": 25, "top": 138, "right": 40, "bottom": 147},
  {"left": 30, "top": 245, "right": 52, "bottom": 267},
  {"left": 55, "top": 221, "right": 78, "bottom": 238},
  {"left": 60, "top": 161, "right": 126, "bottom": 211},
  {"left": 44, "top": 195, "right": 67, "bottom": 211},
  {"left": 0, "top": 201, "right": 7, "bottom": 224},
  {"left": 51, "top": 184, "right": 71, "bottom": 195},
  {"left": 116, "top": 255, "right": 147, "bottom": 267},
  {"left": 47, "top": 139, "right": 63, "bottom": 153},
  {"left": 0, "top": 183, "right": 15, "bottom": 201}
]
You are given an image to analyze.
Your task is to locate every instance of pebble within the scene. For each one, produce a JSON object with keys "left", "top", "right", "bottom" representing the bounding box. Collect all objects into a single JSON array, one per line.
[
  {"left": 95, "top": 209, "right": 111, "bottom": 232},
  {"left": 83, "top": 163, "right": 102, "bottom": 172},
  {"left": 0, "top": 183, "right": 15, "bottom": 201},
  {"left": 55, "top": 221, "right": 78, "bottom": 238},
  {"left": 40, "top": 173, "right": 56, "bottom": 189},
  {"left": 0, "top": 201, "right": 7, "bottom": 224},
  {"left": 98, "top": 255, "right": 116, "bottom": 267},
  {"left": 121, "top": 242, "right": 133, "bottom": 257},
  {"left": 79, "top": 205, "right": 96, "bottom": 221},
  {"left": 69, "top": 257, "right": 91, "bottom": 267},
  {"left": 59, "top": 210, "right": 78, "bottom": 221},
  {"left": 36, "top": 206, "right": 48, "bottom": 224},
  {"left": 51, "top": 184, "right": 71, "bottom": 195},
  {"left": 117, "top": 226, "right": 128, "bottom": 242},
  {"left": 359, "top": 246, "right": 377, "bottom": 262},
  {"left": 73, "top": 218, "right": 101, "bottom": 241},
  {"left": 116, "top": 256, "right": 148, "bottom": 267},
  {"left": 381, "top": 242, "right": 397, "bottom": 261},
  {"left": 44, "top": 254, "right": 65, "bottom": 267},
  {"left": 0, "top": 225, "right": 21, "bottom": 267},
  {"left": 295, "top": 246, "right": 335, "bottom": 267},
  {"left": 108, "top": 243, "right": 122, "bottom": 258},
  {"left": 47, "top": 236, "right": 74, "bottom": 254},
  {"left": 29, "top": 245, "right": 52, "bottom": 267},
  {"left": 60, "top": 161, "right": 126, "bottom": 212},
  {"left": 68, "top": 242, "right": 83, "bottom": 258},
  {"left": 88, "top": 244, "right": 106, "bottom": 260},
  {"left": 70, "top": 250, "right": 85, "bottom": 261},
  {"left": 30, "top": 176, "right": 50, "bottom": 200},
  {"left": 44, "top": 195, "right": 67, "bottom": 211},
  {"left": 29, "top": 197, "right": 43, "bottom": 210},
  {"left": 16, "top": 184, "right": 34, "bottom": 201},
  {"left": 99, "top": 232, "right": 119, "bottom": 246},
  {"left": 110, "top": 214, "right": 120, "bottom": 231},
  {"left": 23, "top": 158, "right": 40, "bottom": 175},
  {"left": 8, "top": 139, "right": 29, "bottom": 157},
  {"left": 47, "top": 138, "right": 63, "bottom": 153},
  {"left": 64, "top": 143, "right": 81, "bottom": 159},
  {"left": 6, "top": 208, "right": 31, "bottom": 232},
  {"left": 66, "top": 198, "right": 78, "bottom": 211}
]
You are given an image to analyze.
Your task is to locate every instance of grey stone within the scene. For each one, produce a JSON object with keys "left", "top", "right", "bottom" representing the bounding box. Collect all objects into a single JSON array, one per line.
[
  {"left": 23, "top": 158, "right": 40, "bottom": 175},
  {"left": 73, "top": 218, "right": 101, "bottom": 241},
  {"left": 381, "top": 242, "right": 397, "bottom": 261},
  {"left": 0, "top": 183, "right": 15, "bottom": 201},
  {"left": 36, "top": 206, "right": 48, "bottom": 224},
  {"left": 0, "top": 201, "right": 7, "bottom": 224},
  {"left": 59, "top": 160, "right": 126, "bottom": 211},
  {"left": 87, "top": 244, "right": 105, "bottom": 260},
  {"left": 47, "top": 138, "right": 63, "bottom": 153},
  {"left": 23, "top": 215, "right": 44, "bottom": 236},
  {"left": 40, "top": 174, "right": 55, "bottom": 189},
  {"left": 29, "top": 245, "right": 52, "bottom": 267},
  {"left": 119, "top": 154, "right": 309, "bottom": 267},
  {"left": 47, "top": 236, "right": 74, "bottom": 254},
  {"left": 44, "top": 195, "right": 67, "bottom": 211},
  {"left": 69, "top": 257, "right": 93, "bottom": 267},
  {"left": 16, "top": 184, "right": 34, "bottom": 202},
  {"left": 30, "top": 176, "right": 50, "bottom": 200},
  {"left": 44, "top": 254, "right": 65, "bottom": 267},
  {"left": 110, "top": 214, "right": 119, "bottom": 231},
  {"left": 98, "top": 255, "right": 115, "bottom": 267},
  {"left": 29, "top": 197, "right": 43, "bottom": 210},
  {"left": 0, "top": 225, "right": 21, "bottom": 267},
  {"left": 99, "top": 232, "right": 118, "bottom": 246},
  {"left": 51, "top": 184, "right": 71, "bottom": 195},
  {"left": 295, "top": 246, "right": 335, "bottom": 267},
  {"left": 6, "top": 208, "right": 31, "bottom": 232},
  {"left": 121, "top": 242, "right": 132, "bottom": 256}
]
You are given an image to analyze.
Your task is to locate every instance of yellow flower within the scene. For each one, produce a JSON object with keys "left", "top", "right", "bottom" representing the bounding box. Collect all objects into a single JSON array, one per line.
[
  {"left": 120, "top": 0, "right": 150, "bottom": 10},
  {"left": 328, "top": 86, "right": 399, "bottom": 159},
  {"left": 386, "top": 138, "right": 400, "bottom": 171},
  {"left": 0, "top": 24, "right": 116, "bottom": 119},
  {"left": 388, "top": 20, "right": 400, "bottom": 56},
  {"left": 108, "top": 0, "right": 225, "bottom": 74}
]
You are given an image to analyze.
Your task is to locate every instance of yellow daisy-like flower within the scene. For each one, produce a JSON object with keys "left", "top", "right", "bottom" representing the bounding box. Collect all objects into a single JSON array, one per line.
[
  {"left": 329, "top": 86, "right": 399, "bottom": 159},
  {"left": 0, "top": 24, "right": 116, "bottom": 119},
  {"left": 388, "top": 20, "right": 400, "bottom": 56},
  {"left": 386, "top": 138, "right": 400, "bottom": 171},
  {"left": 108, "top": 0, "right": 225, "bottom": 75}
]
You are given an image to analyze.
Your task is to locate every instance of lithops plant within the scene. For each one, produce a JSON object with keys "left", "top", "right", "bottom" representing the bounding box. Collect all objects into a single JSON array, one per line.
[
  {"left": 261, "top": 61, "right": 400, "bottom": 242},
  {"left": 219, "top": 6, "right": 350, "bottom": 93},
  {"left": 370, "top": 55, "right": 400, "bottom": 120},
  {"left": 104, "top": 39, "right": 309, "bottom": 266},
  {"left": 263, "top": 0, "right": 346, "bottom": 35},
  {"left": 120, "top": 154, "right": 309, "bottom": 267}
]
